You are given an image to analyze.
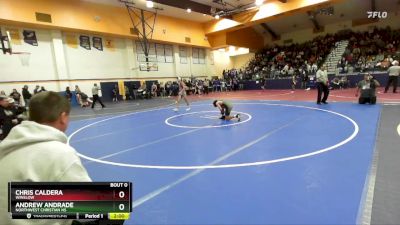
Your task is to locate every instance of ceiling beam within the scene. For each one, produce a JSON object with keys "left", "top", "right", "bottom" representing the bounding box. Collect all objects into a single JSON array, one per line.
[
  {"left": 260, "top": 23, "right": 278, "bottom": 39},
  {"left": 205, "top": 0, "right": 344, "bottom": 35},
  {"left": 307, "top": 11, "right": 321, "bottom": 31},
  {"left": 152, "top": 0, "right": 217, "bottom": 15}
]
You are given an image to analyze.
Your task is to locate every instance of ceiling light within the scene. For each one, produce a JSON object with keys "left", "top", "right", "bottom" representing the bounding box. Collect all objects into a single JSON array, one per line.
[
  {"left": 187, "top": 8, "right": 191, "bottom": 13},
  {"left": 203, "top": 14, "right": 206, "bottom": 16},
  {"left": 255, "top": 0, "right": 263, "bottom": 6},
  {"left": 218, "top": 48, "right": 225, "bottom": 52},
  {"left": 146, "top": 0, "right": 154, "bottom": 8},
  {"left": 215, "top": 14, "right": 220, "bottom": 19}
]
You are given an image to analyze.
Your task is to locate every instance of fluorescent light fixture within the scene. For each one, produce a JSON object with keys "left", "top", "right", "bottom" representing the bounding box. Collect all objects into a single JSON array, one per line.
[
  {"left": 215, "top": 14, "right": 220, "bottom": 19},
  {"left": 255, "top": 0, "right": 264, "bottom": 6},
  {"left": 227, "top": 47, "right": 249, "bottom": 56},
  {"left": 187, "top": 8, "right": 191, "bottom": 13},
  {"left": 218, "top": 48, "right": 225, "bottom": 52},
  {"left": 146, "top": 0, "right": 154, "bottom": 8}
]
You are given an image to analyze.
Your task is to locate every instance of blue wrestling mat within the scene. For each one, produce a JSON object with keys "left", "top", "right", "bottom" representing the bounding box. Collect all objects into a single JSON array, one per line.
[{"left": 67, "top": 100, "right": 381, "bottom": 224}]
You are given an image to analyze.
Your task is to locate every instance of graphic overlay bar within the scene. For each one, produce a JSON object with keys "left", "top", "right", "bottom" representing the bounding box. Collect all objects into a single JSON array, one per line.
[{"left": 8, "top": 182, "right": 132, "bottom": 220}]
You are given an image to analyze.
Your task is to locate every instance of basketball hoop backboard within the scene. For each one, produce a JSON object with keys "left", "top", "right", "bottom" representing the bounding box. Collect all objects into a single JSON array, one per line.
[{"left": 139, "top": 62, "right": 158, "bottom": 71}]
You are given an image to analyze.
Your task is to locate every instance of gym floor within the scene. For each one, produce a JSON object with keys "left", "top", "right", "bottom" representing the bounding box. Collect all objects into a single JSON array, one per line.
[{"left": 67, "top": 89, "right": 400, "bottom": 225}]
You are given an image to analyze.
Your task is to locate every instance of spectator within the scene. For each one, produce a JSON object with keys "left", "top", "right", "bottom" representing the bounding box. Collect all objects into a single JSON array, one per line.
[
  {"left": 0, "top": 97, "right": 25, "bottom": 141},
  {"left": 33, "top": 85, "right": 40, "bottom": 94},
  {"left": 158, "top": 83, "right": 165, "bottom": 97},
  {"left": 299, "top": 68, "right": 308, "bottom": 89},
  {"left": 330, "top": 77, "right": 341, "bottom": 89},
  {"left": 0, "top": 96, "right": 16, "bottom": 141},
  {"left": 340, "top": 76, "right": 349, "bottom": 88},
  {"left": 65, "top": 86, "right": 72, "bottom": 102},
  {"left": 125, "top": 85, "right": 131, "bottom": 100},
  {"left": 112, "top": 85, "right": 118, "bottom": 102},
  {"left": 291, "top": 75, "right": 297, "bottom": 91},
  {"left": 9, "top": 89, "right": 21, "bottom": 105},
  {"left": 203, "top": 79, "right": 209, "bottom": 94},
  {"left": 165, "top": 82, "right": 171, "bottom": 97},
  {"left": 213, "top": 79, "right": 221, "bottom": 92},
  {"left": 0, "top": 91, "right": 92, "bottom": 225},
  {"left": 40, "top": 86, "right": 46, "bottom": 92},
  {"left": 138, "top": 82, "right": 147, "bottom": 98},
  {"left": 232, "top": 79, "right": 239, "bottom": 91},
  {"left": 75, "top": 85, "right": 83, "bottom": 107},
  {"left": 151, "top": 82, "right": 157, "bottom": 97},
  {"left": 22, "top": 85, "right": 32, "bottom": 107}
]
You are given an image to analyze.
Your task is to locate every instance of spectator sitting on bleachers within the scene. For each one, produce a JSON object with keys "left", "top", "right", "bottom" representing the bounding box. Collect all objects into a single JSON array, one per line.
[
  {"left": 340, "top": 76, "right": 349, "bottom": 88},
  {"left": 0, "top": 96, "right": 26, "bottom": 141},
  {"left": 9, "top": 89, "right": 21, "bottom": 106}
]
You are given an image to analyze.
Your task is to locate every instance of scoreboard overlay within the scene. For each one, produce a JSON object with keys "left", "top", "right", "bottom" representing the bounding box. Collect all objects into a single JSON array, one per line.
[{"left": 8, "top": 182, "right": 132, "bottom": 220}]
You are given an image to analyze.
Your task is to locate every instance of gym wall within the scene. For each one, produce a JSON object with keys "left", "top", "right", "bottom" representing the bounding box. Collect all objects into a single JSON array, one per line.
[{"left": 0, "top": 25, "right": 238, "bottom": 95}]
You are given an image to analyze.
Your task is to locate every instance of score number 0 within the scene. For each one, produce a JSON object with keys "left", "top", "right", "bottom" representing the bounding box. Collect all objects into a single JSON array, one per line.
[{"left": 118, "top": 191, "right": 126, "bottom": 211}]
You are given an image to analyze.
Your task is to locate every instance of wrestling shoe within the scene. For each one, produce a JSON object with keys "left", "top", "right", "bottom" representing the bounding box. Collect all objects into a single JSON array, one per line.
[{"left": 235, "top": 114, "right": 241, "bottom": 121}]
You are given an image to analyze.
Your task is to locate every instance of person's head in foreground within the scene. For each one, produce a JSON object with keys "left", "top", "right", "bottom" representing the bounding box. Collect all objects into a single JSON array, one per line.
[{"left": 29, "top": 91, "right": 71, "bottom": 132}]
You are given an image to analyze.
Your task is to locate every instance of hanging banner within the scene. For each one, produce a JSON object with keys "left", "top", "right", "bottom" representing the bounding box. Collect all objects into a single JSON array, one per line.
[
  {"left": 118, "top": 80, "right": 125, "bottom": 96},
  {"left": 65, "top": 34, "right": 78, "bottom": 48},
  {"left": 23, "top": 30, "right": 38, "bottom": 46},
  {"left": 105, "top": 39, "right": 115, "bottom": 51},
  {"left": 79, "top": 35, "right": 91, "bottom": 50},
  {"left": 6, "top": 28, "right": 22, "bottom": 45},
  {"left": 93, "top": 36, "right": 103, "bottom": 51}
]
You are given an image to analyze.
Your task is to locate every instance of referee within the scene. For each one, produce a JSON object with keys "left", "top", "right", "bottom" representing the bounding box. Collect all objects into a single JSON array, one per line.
[
  {"left": 384, "top": 61, "right": 400, "bottom": 93},
  {"left": 91, "top": 83, "right": 105, "bottom": 109},
  {"left": 316, "top": 65, "right": 329, "bottom": 104}
]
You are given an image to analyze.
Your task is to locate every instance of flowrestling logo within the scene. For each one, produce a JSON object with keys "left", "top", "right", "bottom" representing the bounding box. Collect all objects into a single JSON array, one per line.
[{"left": 367, "top": 11, "right": 388, "bottom": 18}]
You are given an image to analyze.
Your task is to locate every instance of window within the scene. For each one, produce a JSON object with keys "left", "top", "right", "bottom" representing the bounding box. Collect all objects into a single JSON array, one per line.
[
  {"left": 156, "top": 43, "right": 165, "bottom": 63},
  {"left": 164, "top": 45, "right": 173, "bottom": 63},
  {"left": 192, "top": 47, "right": 205, "bottom": 64},
  {"left": 179, "top": 46, "right": 188, "bottom": 64},
  {"left": 192, "top": 48, "right": 199, "bottom": 64},
  {"left": 136, "top": 41, "right": 173, "bottom": 63},
  {"left": 199, "top": 48, "right": 205, "bottom": 64},
  {"left": 136, "top": 41, "right": 156, "bottom": 62}
]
